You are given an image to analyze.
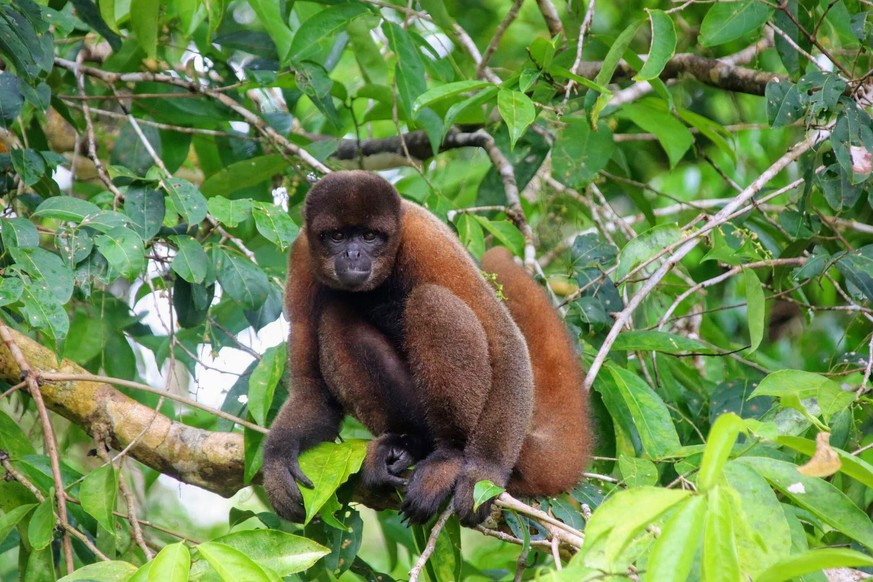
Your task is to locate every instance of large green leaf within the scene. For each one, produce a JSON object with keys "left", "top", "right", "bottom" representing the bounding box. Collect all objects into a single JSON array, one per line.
[
  {"left": 552, "top": 118, "right": 614, "bottom": 188},
  {"left": 169, "top": 235, "right": 209, "bottom": 284},
  {"left": 744, "top": 269, "right": 765, "bottom": 354},
  {"left": 577, "top": 486, "right": 690, "bottom": 569},
  {"left": 702, "top": 486, "right": 740, "bottom": 582},
  {"left": 200, "top": 155, "right": 287, "bottom": 198},
  {"left": 9, "top": 247, "right": 72, "bottom": 303},
  {"left": 216, "top": 251, "right": 270, "bottom": 309},
  {"left": 130, "top": 0, "right": 159, "bottom": 58},
  {"left": 33, "top": 196, "right": 101, "bottom": 223},
  {"left": 203, "top": 530, "right": 329, "bottom": 576},
  {"left": 698, "top": 413, "right": 745, "bottom": 491},
  {"left": 700, "top": 0, "right": 773, "bottom": 46},
  {"left": 757, "top": 549, "right": 873, "bottom": 582},
  {"left": 252, "top": 202, "right": 298, "bottom": 251},
  {"left": 80, "top": 463, "right": 117, "bottom": 534},
  {"left": 750, "top": 370, "right": 855, "bottom": 423},
  {"left": 95, "top": 226, "right": 146, "bottom": 280},
  {"left": 598, "top": 364, "right": 682, "bottom": 459},
  {"left": 27, "top": 496, "right": 55, "bottom": 551},
  {"left": 247, "top": 343, "right": 286, "bottom": 426},
  {"left": 149, "top": 542, "right": 190, "bottom": 582},
  {"left": 634, "top": 10, "right": 676, "bottom": 81},
  {"left": 19, "top": 283, "right": 68, "bottom": 339},
  {"left": 738, "top": 457, "right": 873, "bottom": 550},
  {"left": 497, "top": 89, "right": 536, "bottom": 150},
  {"left": 618, "top": 101, "right": 693, "bottom": 168},
  {"left": 165, "top": 178, "right": 208, "bottom": 225},
  {"left": 288, "top": 3, "right": 370, "bottom": 63},
  {"left": 197, "top": 541, "right": 281, "bottom": 581},
  {"left": 646, "top": 495, "right": 705, "bottom": 582},
  {"left": 124, "top": 187, "right": 165, "bottom": 240},
  {"left": 57, "top": 561, "right": 137, "bottom": 582},
  {"left": 299, "top": 440, "right": 367, "bottom": 524}
]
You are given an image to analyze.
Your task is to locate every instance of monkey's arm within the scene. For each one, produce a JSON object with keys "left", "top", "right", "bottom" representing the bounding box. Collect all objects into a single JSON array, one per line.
[{"left": 263, "top": 242, "right": 343, "bottom": 522}]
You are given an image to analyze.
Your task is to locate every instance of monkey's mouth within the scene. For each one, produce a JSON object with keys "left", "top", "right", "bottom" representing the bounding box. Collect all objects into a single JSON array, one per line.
[{"left": 335, "top": 268, "right": 371, "bottom": 288}]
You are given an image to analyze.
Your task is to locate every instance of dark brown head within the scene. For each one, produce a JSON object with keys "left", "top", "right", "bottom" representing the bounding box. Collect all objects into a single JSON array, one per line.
[{"left": 304, "top": 171, "right": 402, "bottom": 292}]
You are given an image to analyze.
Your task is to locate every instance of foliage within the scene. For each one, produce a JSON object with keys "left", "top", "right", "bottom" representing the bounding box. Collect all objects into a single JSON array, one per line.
[{"left": 0, "top": 0, "right": 872, "bottom": 580}]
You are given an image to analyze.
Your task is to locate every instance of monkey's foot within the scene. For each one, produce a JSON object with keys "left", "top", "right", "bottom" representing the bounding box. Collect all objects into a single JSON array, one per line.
[{"left": 400, "top": 448, "right": 463, "bottom": 524}]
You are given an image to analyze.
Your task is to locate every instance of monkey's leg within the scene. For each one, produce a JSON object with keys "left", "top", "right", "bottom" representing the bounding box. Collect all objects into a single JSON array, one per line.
[
  {"left": 400, "top": 284, "right": 492, "bottom": 523},
  {"left": 318, "top": 303, "right": 430, "bottom": 491}
]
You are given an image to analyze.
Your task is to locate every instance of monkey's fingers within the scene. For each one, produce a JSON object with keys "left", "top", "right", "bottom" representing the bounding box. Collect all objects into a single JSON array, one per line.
[{"left": 288, "top": 459, "right": 314, "bottom": 489}]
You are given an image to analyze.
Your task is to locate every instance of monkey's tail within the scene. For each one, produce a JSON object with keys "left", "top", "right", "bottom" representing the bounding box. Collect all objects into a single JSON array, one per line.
[{"left": 481, "top": 247, "right": 592, "bottom": 496}]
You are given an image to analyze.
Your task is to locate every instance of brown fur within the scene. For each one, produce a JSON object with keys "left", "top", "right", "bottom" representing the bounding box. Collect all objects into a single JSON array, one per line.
[
  {"left": 262, "top": 171, "right": 590, "bottom": 526},
  {"left": 481, "top": 247, "right": 592, "bottom": 496}
]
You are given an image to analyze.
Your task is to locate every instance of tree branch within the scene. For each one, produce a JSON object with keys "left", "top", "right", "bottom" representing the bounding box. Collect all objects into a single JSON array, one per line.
[{"left": 0, "top": 328, "right": 246, "bottom": 497}]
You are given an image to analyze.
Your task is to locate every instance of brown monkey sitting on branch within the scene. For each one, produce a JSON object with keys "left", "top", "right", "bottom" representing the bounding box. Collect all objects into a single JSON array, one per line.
[{"left": 262, "top": 171, "right": 591, "bottom": 526}]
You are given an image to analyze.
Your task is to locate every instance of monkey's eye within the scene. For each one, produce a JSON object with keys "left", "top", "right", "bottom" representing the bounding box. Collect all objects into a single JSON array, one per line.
[
  {"left": 362, "top": 231, "right": 377, "bottom": 241},
  {"left": 329, "top": 231, "right": 345, "bottom": 242}
]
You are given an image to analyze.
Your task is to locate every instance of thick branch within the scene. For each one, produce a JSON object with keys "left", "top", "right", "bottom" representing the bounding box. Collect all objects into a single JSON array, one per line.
[{"left": 0, "top": 328, "right": 245, "bottom": 497}]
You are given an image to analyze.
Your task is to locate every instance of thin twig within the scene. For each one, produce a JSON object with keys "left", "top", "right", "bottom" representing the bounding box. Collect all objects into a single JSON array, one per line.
[
  {"left": 582, "top": 131, "right": 821, "bottom": 391},
  {"left": 408, "top": 506, "right": 454, "bottom": 582},
  {"left": 477, "top": 0, "right": 525, "bottom": 78},
  {"left": 0, "top": 323, "right": 75, "bottom": 573}
]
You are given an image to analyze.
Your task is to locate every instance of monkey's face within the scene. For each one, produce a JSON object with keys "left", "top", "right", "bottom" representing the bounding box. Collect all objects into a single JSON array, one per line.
[
  {"left": 311, "top": 225, "right": 396, "bottom": 291},
  {"left": 303, "top": 171, "right": 403, "bottom": 292}
]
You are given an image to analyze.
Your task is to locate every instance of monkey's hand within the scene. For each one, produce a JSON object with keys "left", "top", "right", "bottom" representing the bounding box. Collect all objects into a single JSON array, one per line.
[
  {"left": 362, "top": 433, "right": 422, "bottom": 491},
  {"left": 452, "top": 460, "right": 508, "bottom": 527},
  {"left": 262, "top": 438, "right": 313, "bottom": 523}
]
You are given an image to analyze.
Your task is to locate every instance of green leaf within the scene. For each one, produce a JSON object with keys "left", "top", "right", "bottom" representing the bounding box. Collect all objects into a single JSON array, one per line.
[
  {"left": 200, "top": 155, "right": 287, "bottom": 198},
  {"left": 700, "top": 0, "right": 773, "bottom": 46},
  {"left": 766, "top": 79, "right": 803, "bottom": 128},
  {"left": 756, "top": 549, "right": 873, "bottom": 582},
  {"left": 0, "top": 409, "right": 36, "bottom": 458},
  {"left": 10, "top": 247, "right": 73, "bottom": 303},
  {"left": 634, "top": 10, "right": 676, "bottom": 81},
  {"left": 207, "top": 197, "right": 253, "bottom": 227},
  {"left": 288, "top": 3, "right": 370, "bottom": 63},
  {"left": 471, "top": 217, "right": 524, "bottom": 258},
  {"left": 248, "top": 343, "right": 286, "bottom": 426},
  {"left": 80, "top": 463, "right": 118, "bottom": 533},
  {"left": 299, "top": 440, "right": 367, "bottom": 524},
  {"left": 702, "top": 486, "right": 740, "bottom": 582},
  {"left": 27, "top": 495, "right": 55, "bottom": 551},
  {"left": 0, "top": 503, "right": 37, "bottom": 543},
  {"left": 750, "top": 370, "right": 855, "bottom": 423},
  {"left": 723, "top": 461, "right": 792, "bottom": 573},
  {"left": 647, "top": 495, "right": 705, "bottom": 582},
  {"left": 738, "top": 457, "right": 873, "bottom": 550},
  {"left": 169, "top": 235, "right": 209, "bottom": 284},
  {"left": 249, "top": 0, "right": 292, "bottom": 62},
  {"left": 580, "top": 486, "right": 690, "bottom": 568},
  {"left": 744, "top": 269, "right": 765, "bottom": 353},
  {"left": 0, "top": 73, "right": 24, "bottom": 125},
  {"left": 589, "top": 20, "right": 642, "bottom": 122},
  {"left": 618, "top": 101, "right": 693, "bottom": 168},
  {"left": 0, "top": 276, "right": 23, "bottom": 308},
  {"left": 198, "top": 541, "right": 281, "bottom": 581},
  {"left": 124, "top": 187, "right": 165, "bottom": 240},
  {"left": 33, "top": 196, "right": 102, "bottom": 223},
  {"left": 413, "top": 80, "right": 493, "bottom": 113},
  {"left": 552, "top": 118, "right": 614, "bottom": 188},
  {"left": 382, "top": 21, "right": 425, "bottom": 119},
  {"left": 95, "top": 226, "right": 146, "bottom": 280},
  {"left": 611, "top": 330, "right": 713, "bottom": 354},
  {"left": 165, "top": 178, "right": 208, "bottom": 225},
  {"left": 204, "top": 530, "right": 329, "bottom": 575},
  {"left": 677, "top": 107, "right": 736, "bottom": 162},
  {"left": 252, "top": 202, "right": 298, "bottom": 251},
  {"left": 836, "top": 244, "right": 873, "bottom": 302},
  {"left": 618, "top": 455, "right": 658, "bottom": 487},
  {"left": 130, "top": 0, "right": 159, "bottom": 58},
  {"left": 150, "top": 542, "right": 190, "bottom": 582},
  {"left": 80, "top": 210, "right": 130, "bottom": 233},
  {"left": 472, "top": 480, "right": 505, "bottom": 511},
  {"left": 19, "top": 284, "right": 69, "bottom": 339},
  {"left": 616, "top": 224, "right": 681, "bottom": 280},
  {"left": 497, "top": 90, "right": 536, "bottom": 150},
  {"left": 11, "top": 149, "right": 46, "bottom": 186},
  {"left": 1, "top": 217, "right": 39, "bottom": 249},
  {"left": 216, "top": 251, "right": 270, "bottom": 310},
  {"left": 599, "top": 364, "right": 682, "bottom": 459},
  {"left": 698, "top": 413, "right": 745, "bottom": 491},
  {"left": 57, "top": 561, "right": 138, "bottom": 582}
]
